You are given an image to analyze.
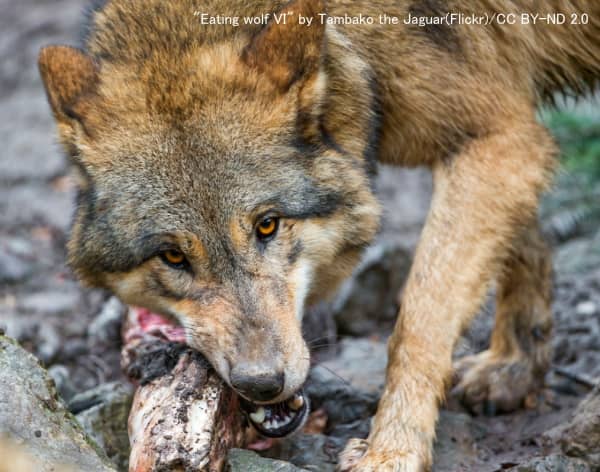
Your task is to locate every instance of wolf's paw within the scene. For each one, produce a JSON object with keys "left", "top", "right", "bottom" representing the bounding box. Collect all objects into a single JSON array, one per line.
[
  {"left": 337, "top": 439, "right": 425, "bottom": 472},
  {"left": 452, "top": 350, "right": 542, "bottom": 415}
]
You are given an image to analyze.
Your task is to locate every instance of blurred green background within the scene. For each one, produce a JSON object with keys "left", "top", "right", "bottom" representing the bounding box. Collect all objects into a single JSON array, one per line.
[{"left": 540, "top": 100, "right": 600, "bottom": 274}]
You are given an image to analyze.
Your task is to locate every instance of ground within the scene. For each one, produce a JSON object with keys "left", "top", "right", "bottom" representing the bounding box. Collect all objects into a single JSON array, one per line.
[{"left": 1, "top": 1, "right": 599, "bottom": 471}]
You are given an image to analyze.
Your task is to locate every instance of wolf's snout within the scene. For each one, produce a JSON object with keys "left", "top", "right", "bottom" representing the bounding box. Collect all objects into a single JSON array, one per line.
[{"left": 230, "top": 366, "right": 284, "bottom": 402}]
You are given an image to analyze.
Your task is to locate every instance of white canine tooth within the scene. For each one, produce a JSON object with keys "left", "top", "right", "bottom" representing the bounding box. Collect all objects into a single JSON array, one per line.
[
  {"left": 288, "top": 394, "right": 304, "bottom": 410},
  {"left": 250, "top": 407, "right": 266, "bottom": 424}
]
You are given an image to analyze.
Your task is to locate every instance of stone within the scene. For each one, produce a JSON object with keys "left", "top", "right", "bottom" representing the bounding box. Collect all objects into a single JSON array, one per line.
[
  {"left": 60, "top": 338, "right": 88, "bottom": 360},
  {"left": 0, "top": 184, "right": 73, "bottom": 230},
  {"left": 47, "top": 364, "right": 77, "bottom": 402},
  {"left": 302, "top": 302, "right": 338, "bottom": 361},
  {"left": 333, "top": 242, "right": 412, "bottom": 336},
  {"left": 0, "top": 249, "right": 33, "bottom": 284},
  {"left": 554, "top": 237, "right": 600, "bottom": 276},
  {"left": 19, "top": 290, "right": 79, "bottom": 315},
  {"left": 575, "top": 301, "right": 597, "bottom": 317},
  {"left": 72, "top": 382, "right": 134, "bottom": 471},
  {"left": 262, "top": 433, "right": 344, "bottom": 472},
  {"left": 315, "top": 338, "right": 388, "bottom": 397},
  {"left": 87, "top": 297, "right": 126, "bottom": 344},
  {"left": 552, "top": 385, "right": 600, "bottom": 466},
  {"left": 36, "top": 323, "right": 61, "bottom": 364},
  {"left": 305, "top": 340, "right": 383, "bottom": 426},
  {"left": 433, "top": 411, "right": 487, "bottom": 472},
  {"left": 507, "top": 454, "right": 591, "bottom": 471},
  {"left": 228, "top": 448, "right": 309, "bottom": 471},
  {"left": 261, "top": 410, "right": 485, "bottom": 471},
  {"left": 0, "top": 335, "right": 116, "bottom": 472}
]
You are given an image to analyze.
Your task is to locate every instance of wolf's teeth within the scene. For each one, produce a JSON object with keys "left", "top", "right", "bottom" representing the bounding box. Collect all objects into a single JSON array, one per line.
[
  {"left": 249, "top": 407, "right": 266, "bottom": 424},
  {"left": 288, "top": 394, "right": 304, "bottom": 410}
]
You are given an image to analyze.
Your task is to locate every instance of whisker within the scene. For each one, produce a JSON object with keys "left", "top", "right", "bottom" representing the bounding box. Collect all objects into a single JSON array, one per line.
[
  {"left": 304, "top": 333, "right": 358, "bottom": 345},
  {"left": 308, "top": 342, "right": 339, "bottom": 350},
  {"left": 305, "top": 335, "right": 335, "bottom": 346},
  {"left": 301, "top": 356, "right": 353, "bottom": 387},
  {"left": 317, "top": 364, "right": 354, "bottom": 388}
]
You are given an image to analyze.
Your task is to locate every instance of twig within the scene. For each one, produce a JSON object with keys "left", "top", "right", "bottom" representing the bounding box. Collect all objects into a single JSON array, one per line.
[{"left": 553, "top": 365, "right": 599, "bottom": 389}]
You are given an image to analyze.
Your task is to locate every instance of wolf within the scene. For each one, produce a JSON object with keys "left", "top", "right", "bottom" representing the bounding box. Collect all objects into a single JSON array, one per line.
[{"left": 38, "top": 0, "right": 600, "bottom": 469}]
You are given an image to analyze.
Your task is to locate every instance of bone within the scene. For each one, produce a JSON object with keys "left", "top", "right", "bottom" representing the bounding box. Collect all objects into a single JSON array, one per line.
[{"left": 122, "top": 307, "right": 245, "bottom": 472}]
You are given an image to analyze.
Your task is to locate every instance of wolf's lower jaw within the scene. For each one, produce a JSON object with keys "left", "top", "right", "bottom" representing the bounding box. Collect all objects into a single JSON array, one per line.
[{"left": 240, "top": 390, "right": 309, "bottom": 438}]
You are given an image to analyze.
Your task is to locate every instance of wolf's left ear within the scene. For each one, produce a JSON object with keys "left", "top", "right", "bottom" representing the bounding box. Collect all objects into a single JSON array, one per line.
[
  {"left": 38, "top": 46, "right": 98, "bottom": 137},
  {"left": 242, "top": 0, "right": 325, "bottom": 91}
]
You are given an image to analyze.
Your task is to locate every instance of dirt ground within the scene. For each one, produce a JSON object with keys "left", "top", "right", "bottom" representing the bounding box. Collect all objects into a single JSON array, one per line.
[{"left": 1, "top": 1, "right": 599, "bottom": 471}]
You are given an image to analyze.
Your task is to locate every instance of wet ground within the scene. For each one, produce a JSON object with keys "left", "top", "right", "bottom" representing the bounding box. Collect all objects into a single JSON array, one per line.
[{"left": 1, "top": 1, "right": 599, "bottom": 470}]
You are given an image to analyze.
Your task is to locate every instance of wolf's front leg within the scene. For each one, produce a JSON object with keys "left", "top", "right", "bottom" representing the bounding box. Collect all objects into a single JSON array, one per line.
[{"left": 338, "top": 118, "right": 556, "bottom": 471}]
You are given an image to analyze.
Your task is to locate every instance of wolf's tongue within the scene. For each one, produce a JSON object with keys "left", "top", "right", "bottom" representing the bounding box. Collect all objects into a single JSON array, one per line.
[{"left": 125, "top": 307, "right": 186, "bottom": 343}]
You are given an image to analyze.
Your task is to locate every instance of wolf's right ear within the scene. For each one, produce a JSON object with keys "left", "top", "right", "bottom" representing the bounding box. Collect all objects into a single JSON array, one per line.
[
  {"left": 241, "top": 0, "right": 325, "bottom": 91},
  {"left": 38, "top": 46, "right": 98, "bottom": 139}
]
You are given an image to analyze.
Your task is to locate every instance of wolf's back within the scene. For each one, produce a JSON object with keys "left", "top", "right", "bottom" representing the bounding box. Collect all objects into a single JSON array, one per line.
[{"left": 530, "top": 0, "right": 600, "bottom": 100}]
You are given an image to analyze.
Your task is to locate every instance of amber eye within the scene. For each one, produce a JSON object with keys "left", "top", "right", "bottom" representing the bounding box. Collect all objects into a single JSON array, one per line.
[
  {"left": 256, "top": 217, "right": 279, "bottom": 241},
  {"left": 160, "top": 249, "right": 187, "bottom": 269}
]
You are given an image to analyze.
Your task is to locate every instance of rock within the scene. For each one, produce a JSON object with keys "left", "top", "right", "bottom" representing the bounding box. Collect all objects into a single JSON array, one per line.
[
  {"left": 552, "top": 385, "right": 600, "bottom": 466},
  {"left": 2, "top": 236, "right": 34, "bottom": 258},
  {"left": 19, "top": 290, "right": 79, "bottom": 315},
  {"left": 48, "top": 364, "right": 77, "bottom": 402},
  {"left": 554, "top": 236, "right": 600, "bottom": 276},
  {"left": 375, "top": 166, "right": 432, "bottom": 248},
  {"left": 0, "top": 310, "right": 33, "bottom": 344},
  {"left": 262, "top": 411, "right": 485, "bottom": 471},
  {"left": 433, "top": 411, "right": 486, "bottom": 472},
  {"left": 316, "top": 338, "right": 388, "bottom": 397},
  {"left": 575, "top": 301, "right": 597, "bottom": 317},
  {"left": 0, "top": 183, "right": 73, "bottom": 230},
  {"left": 302, "top": 302, "right": 338, "bottom": 361},
  {"left": 60, "top": 338, "right": 88, "bottom": 360},
  {"left": 333, "top": 243, "right": 412, "bottom": 336},
  {"left": 0, "top": 437, "right": 77, "bottom": 472},
  {"left": 507, "top": 454, "right": 592, "bottom": 471},
  {"left": 0, "top": 249, "right": 33, "bottom": 284},
  {"left": 262, "top": 433, "right": 344, "bottom": 472},
  {"left": 0, "top": 335, "right": 116, "bottom": 472},
  {"left": 72, "top": 382, "right": 134, "bottom": 471},
  {"left": 228, "top": 448, "right": 309, "bottom": 471},
  {"left": 36, "top": 323, "right": 61, "bottom": 364},
  {"left": 306, "top": 340, "right": 384, "bottom": 426},
  {"left": 87, "top": 297, "right": 126, "bottom": 344}
]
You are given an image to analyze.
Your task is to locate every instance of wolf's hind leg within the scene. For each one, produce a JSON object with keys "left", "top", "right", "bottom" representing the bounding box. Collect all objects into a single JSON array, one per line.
[{"left": 453, "top": 222, "right": 554, "bottom": 414}]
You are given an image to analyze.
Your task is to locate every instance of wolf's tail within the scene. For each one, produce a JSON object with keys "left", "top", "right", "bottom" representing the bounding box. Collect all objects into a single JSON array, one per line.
[{"left": 530, "top": 1, "right": 600, "bottom": 100}]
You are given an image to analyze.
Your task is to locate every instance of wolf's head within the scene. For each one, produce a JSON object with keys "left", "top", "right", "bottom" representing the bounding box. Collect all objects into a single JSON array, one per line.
[{"left": 39, "top": 0, "right": 380, "bottom": 434}]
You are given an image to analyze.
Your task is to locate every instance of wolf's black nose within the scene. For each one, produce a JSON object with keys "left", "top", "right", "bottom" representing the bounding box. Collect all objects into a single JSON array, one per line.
[{"left": 230, "top": 370, "right": 284, "bottom": 402}]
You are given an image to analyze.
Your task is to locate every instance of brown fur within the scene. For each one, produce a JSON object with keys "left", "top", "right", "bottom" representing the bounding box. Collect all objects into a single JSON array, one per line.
[{"left": 39, "top": 0, "right": 600, "bottom": 469}]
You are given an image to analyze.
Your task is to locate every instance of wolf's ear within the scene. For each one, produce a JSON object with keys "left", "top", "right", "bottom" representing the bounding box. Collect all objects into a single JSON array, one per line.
[
  {"left": 242, "top": 0, "right": 325, "bottom": 91},
  {"left": 38, "top": 46, "right": 98, "bottom": 137}
]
